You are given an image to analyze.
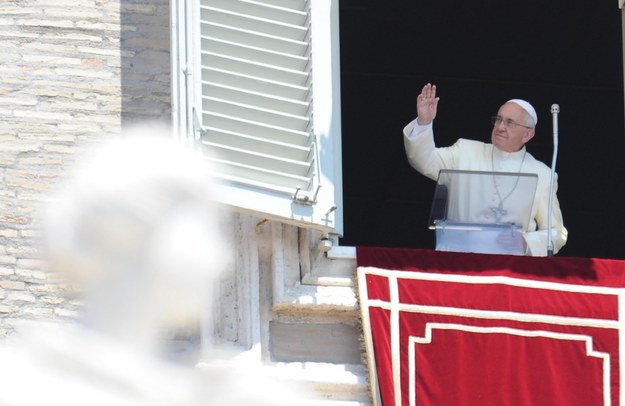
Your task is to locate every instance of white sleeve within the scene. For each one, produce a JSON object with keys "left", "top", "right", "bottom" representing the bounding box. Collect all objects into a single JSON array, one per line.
[
  {"left": 403, "top": 117, "right": 432, "bottom": 140},
  {"left": 403, "top": 118, "right": 449, "bottom": 181},
  {"left": 523, "top": 174, "right": 568, "bottom": 256}
]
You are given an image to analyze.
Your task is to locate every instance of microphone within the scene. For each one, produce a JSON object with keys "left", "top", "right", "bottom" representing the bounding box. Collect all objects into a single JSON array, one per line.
[
  {"left": 547, "top": 104, "right": 559, "bottom": 256},
  {"left": 550, "top": 104, "right": 560, "bottom": 143}
]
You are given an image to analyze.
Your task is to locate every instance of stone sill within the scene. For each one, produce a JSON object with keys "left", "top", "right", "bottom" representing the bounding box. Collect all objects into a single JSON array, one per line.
[
  {"left": 326, "top": 246, "right": 356, "bottom": 260},
  {"left": 276, "top": 246, "right": 359, "bottom": 314}
]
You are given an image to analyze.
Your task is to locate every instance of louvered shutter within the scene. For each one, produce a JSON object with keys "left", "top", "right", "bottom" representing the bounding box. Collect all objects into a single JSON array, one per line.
[
  {"left": 172, "top": 0, "right": 343, "bottom": 233},
  {"left": 199, "top": 0, "right": 316, "bottom": 196}
]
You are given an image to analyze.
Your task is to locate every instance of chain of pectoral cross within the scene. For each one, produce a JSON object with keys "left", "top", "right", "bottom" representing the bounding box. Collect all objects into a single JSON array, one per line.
[{"left": 490, "top": 148, "right": 526, "bottom": 222}]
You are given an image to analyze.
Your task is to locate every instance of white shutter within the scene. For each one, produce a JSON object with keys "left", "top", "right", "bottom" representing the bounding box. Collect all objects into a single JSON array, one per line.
[
  {"left": 173, "top": 0, "right": 343, "bottom": 233},
  {"left": 199, "top": 0, "right": 316, "bottom": 194}
]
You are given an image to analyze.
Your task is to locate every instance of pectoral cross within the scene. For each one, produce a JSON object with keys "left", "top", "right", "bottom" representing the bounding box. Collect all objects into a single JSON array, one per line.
[{"left": 491, "top": 202, "right": 507, "bottom": 223}]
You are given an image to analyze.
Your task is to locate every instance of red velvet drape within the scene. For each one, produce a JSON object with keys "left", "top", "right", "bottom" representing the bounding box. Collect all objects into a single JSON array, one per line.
[{"left": 357, "top": 247, "right": 625, "bottom": 406}]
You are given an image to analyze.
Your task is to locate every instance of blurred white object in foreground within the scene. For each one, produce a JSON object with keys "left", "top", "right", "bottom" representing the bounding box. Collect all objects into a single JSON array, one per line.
[{"left": 0, "top": 123, "right": 306, "bottom": 405}]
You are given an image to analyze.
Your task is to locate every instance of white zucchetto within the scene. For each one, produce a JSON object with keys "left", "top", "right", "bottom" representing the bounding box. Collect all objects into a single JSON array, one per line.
[{"left": 507, "top": 99, "right": 538, "bottom": 127}]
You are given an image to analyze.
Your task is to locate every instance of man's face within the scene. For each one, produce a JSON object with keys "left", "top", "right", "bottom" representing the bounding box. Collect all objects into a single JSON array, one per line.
[{"left": 491, "top": 103, "right": 535, "bottom": 152}]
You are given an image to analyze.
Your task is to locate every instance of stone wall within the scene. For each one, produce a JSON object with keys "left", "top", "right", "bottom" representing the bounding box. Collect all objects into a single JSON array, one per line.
[{"left": 0, "top": 0, "right": 172, "bottom": 337}]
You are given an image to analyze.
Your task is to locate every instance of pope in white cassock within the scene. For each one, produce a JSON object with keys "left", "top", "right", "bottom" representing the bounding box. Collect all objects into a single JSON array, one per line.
[{"left": 403, "top": 83, "right": 568, "bottom": 256}]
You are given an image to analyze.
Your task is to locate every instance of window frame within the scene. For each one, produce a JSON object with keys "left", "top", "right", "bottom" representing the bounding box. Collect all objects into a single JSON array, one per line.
[{"left": 171, "top": 0, "right": 343, "bottom": 235}]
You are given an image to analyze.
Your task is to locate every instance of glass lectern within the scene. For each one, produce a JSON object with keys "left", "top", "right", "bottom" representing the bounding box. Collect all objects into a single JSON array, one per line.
[{"left": 428, "top": 169, "right": 538, "bottom": 255}]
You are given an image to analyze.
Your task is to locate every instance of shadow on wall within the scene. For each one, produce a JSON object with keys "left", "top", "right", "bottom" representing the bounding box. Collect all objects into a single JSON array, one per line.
[{"left": 120, "top": 0, "right": 173, "bottom": 125}]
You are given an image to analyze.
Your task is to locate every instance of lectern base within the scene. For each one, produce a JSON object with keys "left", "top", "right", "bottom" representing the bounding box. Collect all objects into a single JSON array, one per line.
[{"left": 434, "top": 221, "right": 526, "bottom": 256}]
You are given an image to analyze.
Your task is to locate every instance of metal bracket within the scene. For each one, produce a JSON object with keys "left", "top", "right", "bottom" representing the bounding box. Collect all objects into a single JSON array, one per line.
[
  {"left": 325, "top": 205, "right": 337, "bottom": 217},
  {"left": 292, "top": 185, "right": 321, "bottom": 206},
  {"left": 192, "top": 107, "right": 207, "bottom": 137}
]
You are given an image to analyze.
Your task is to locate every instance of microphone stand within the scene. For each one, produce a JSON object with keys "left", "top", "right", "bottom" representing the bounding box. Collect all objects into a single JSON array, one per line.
[{"left": 547, "top": 104, "right": 560, "bottom": 256}]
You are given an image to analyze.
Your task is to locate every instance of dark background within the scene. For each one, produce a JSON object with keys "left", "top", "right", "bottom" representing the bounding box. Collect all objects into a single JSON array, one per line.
[{"left": 338, "top": 1, "right": 625, "bottom": 259}]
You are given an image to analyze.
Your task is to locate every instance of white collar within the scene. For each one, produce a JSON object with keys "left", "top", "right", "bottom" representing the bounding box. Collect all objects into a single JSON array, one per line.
[{"left": 492, "top": 145, "right": 527, "bottom": 160}]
